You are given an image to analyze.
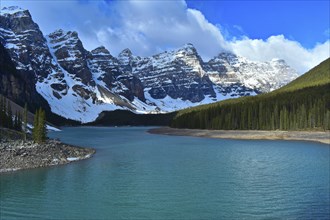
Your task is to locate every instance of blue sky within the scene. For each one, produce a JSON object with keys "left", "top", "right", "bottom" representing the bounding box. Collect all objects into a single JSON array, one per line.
[
  {"left": 186, "top": 1, "right": 330, "bottom": 49},
  {"left": 1, "top": 0, "right": 329, "bottom": 73}
]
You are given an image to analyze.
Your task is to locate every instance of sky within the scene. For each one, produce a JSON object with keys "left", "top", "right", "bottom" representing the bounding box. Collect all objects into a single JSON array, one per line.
[{"left": 1, "top": 0, "right": 329, "bottom": 73}]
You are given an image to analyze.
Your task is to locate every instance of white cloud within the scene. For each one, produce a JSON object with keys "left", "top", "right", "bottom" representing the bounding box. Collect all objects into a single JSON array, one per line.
[
  {"left": 230, "top": 35, "right": 330, "bottom": 73},
  {"left": 1, "top": 0, "right": 329, "bottom": 73},
  {"left": 91, "top": 0, "right": 230, "bottom": 59}
]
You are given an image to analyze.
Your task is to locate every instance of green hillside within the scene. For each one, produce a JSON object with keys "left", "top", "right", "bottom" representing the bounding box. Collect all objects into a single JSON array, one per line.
[
  {"left": 277, "top": 58, "right": 330, "bottom": 92},
  {"left": 171, "top": 58, "right": 330, "bottom": 131}
]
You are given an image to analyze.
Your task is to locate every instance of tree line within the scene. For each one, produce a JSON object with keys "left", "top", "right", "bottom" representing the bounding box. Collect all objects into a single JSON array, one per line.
[
  {"left": 0, "top": 96, "right": 23, "bottom": 132},
  {"left": 171, "top": 83, "right": 330, "bottom": 131},
  {"left": 0, "top": 95, "right": 47, "bottom": 142}
]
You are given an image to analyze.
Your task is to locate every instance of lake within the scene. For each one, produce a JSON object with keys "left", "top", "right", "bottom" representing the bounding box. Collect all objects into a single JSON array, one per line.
[{"left": 1, "top": 127, "right": 329, "bottom": 219}]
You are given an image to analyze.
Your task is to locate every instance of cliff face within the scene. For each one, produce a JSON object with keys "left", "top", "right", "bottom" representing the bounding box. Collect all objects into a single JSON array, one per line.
[
  {"left": 123, "top": 44, "right": 216, "bottom": 102},
  {"left": 0, "top": 7, "right": 58, "bottom": 116},
  {"left": 0, "top": 42, "right": 48, "bottom": 114}
]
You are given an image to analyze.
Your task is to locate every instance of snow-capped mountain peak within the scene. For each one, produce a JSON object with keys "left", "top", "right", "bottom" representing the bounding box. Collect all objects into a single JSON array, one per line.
[
  {"left": 119, "top": 48, "right": 133, "bottom": 56},
  {"left": 179, "top": 43, "right": 197, "bottom": 52},
  {"left": 91, "top": 46, "right": 111, "bottom": 56},
  {"left": 0, "top": 6, "right": 299, "bottom": 123}
]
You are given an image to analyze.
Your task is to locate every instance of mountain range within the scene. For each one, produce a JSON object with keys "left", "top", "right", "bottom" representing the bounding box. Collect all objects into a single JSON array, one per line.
[
  {"left": 171, "top": 58, "right": 330, "bottom": 130},
  {"left": 0, "top": 6, "right": 299, "bottom": 123}
]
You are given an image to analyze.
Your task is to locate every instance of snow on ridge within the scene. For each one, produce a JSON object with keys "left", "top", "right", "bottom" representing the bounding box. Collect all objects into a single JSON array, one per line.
[
  {"left": 1, "top": 6, "right": 29, "bottom": 17},
  {"left": 1, "top": 6, "right": 25, "bottom": 14}
]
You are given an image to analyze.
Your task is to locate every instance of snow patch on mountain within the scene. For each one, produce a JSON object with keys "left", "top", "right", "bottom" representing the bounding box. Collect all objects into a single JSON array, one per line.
[{"left": 36, "top": 80, "right": 123, "bottom": 122}]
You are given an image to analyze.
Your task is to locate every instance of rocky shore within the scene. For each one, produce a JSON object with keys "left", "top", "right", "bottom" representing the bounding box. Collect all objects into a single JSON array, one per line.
[
  {"left": 149, "top": 127, "right": 330, "bottom": 145},
  {"left": 0, "top": 139, "right": 95, "bottom": 173}
]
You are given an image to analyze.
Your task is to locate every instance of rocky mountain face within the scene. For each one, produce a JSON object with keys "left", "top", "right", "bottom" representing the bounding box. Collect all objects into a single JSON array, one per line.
[
  {"left": 0, "top": 29, "right": 53, "bottom": 122},
  {"left": 205, "top": 53, "right": 297, "bottom": 93},
  {"left": 127, "top": 44, "right": 216, "bottom": 102},
  {"left": 0, "top": 6, "right": 299, "bottom": 123}
]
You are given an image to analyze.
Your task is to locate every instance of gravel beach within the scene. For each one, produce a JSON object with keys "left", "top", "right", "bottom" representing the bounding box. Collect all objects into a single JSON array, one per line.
[
  {"left": 0, "top": 139, "right": 95, "bottom": 173},
  {"left": 149, "top": 127, "right": 330, "bottom": 145}
]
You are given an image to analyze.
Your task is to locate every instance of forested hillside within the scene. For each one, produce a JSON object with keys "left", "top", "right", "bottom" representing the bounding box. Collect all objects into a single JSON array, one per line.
[
  {"left": 87, "top": 110, "right": 176, "bottom": 126},
  {"left": 171, "top": 58, "right": 330, "bottom": 131}
]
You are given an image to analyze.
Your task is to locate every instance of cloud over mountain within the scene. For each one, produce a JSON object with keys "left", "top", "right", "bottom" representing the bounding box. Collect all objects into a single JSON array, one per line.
[{"left": 231, "top": 35, "right": 330, "bottom": 73}]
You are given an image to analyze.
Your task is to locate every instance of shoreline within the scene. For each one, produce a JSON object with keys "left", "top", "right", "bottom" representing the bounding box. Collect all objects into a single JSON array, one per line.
[
  {"left": 0, "top": 139, "right": 95, "bottom": 173},
  {"left": 148, "top": 127, "right": 330, "bottom": 145}
]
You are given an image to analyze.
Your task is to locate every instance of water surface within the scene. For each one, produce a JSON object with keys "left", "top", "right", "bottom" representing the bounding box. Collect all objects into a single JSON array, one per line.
[{"left": 1, "top": 127, "right": 329, "bottom": 219}]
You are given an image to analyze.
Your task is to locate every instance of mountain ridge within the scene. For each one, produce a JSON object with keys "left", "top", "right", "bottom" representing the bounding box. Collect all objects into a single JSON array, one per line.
[{"left": 0, "top": 6, "right": 299, "bottom": 123}]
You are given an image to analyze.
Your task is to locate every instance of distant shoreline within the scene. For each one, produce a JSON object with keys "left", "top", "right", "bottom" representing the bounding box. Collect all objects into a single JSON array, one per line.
[{"left": 148, "top": 127, "right": 330, "bottom": 145}]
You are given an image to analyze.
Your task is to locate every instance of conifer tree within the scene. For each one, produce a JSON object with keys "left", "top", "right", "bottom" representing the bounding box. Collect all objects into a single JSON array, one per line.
[
  {"left": 32, "top": 108, "right": 47, "bottom": 143},
  {"left": 33, "top": 109, "right": 39, "bottom": 142},
  {"left": 23, "top": 103, "right": 28, "bottom": 141},
  {"left": 0, "top": 96, "right": 3, "bottom": 127},
  {"left": 3, "top": 98, "right": 7, "bottom": 127},
  {"left": 38, "top": 109, "right": 47, "bottom": 142},
  {"left": 14, "top": 111, "right": 18, "bottom": 130},
  {"left": 7, "top": 101, "right": 13, "bottom": 129},
  {"left": 17, "top": 112, "right": 22, "bottom": 132}
]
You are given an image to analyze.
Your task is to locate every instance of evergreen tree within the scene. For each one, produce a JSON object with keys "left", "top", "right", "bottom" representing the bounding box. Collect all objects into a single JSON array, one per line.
[
  {"left": 7, "top": 101, "right": 13, "bottom": 129},
  {"left": 3, "top": 98, "right": 7, "bottom": 127},
  {"left": 0, "top": 96, "right": 4, "bottom": 127},
  {"left": 23, "top": 103, "right": 28, "bottom": 141},
  {"left": 38, "top": 109, "right": 47, "bottom": 142},
  {"left": 171, "top": 83, "right": 329, "bottom": 131},
  {"left": 32, "top": 108, "right": 47, "bottom": 143},
  {"left": 33, "top": 109, "right": 39, "bottom": 142},
  {"left": 17, "top": 111, "right": 22, "bottom": 132},
  {"left": 14, "top": 111, "right": 18, "bottom": 130}
]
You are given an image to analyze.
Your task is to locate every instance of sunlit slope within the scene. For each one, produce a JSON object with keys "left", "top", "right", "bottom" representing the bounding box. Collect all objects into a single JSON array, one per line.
[{"left": 277, "top": 58, "right": 330, "bottom": 92}]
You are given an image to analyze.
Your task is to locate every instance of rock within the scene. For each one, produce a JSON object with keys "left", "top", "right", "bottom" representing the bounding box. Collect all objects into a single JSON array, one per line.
[
  {"left": 129, "top": 43, "right": 216, "bottom": 102},
  {"left": 48, "top": 29, "right": 95, "bottom": 86},
  {"left": 0, "top": 139, "right": 95, "bottom": 173}
]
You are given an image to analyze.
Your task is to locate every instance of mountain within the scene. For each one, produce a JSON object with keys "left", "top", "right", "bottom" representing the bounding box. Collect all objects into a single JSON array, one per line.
[
  {"left": 205, "top": 53, "right": 297, "bottom": 93},
  {"left": 171, "top": 58, "right": 330, "bottom": 130},
  {"left": 0, "top": 6, "right": 299, "bottom": 123},
  {"left": 0, "top": 7, "right": 50, "bottom": 111}
]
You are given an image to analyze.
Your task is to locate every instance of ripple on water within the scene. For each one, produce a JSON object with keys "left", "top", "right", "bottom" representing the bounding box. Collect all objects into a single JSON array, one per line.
[{"left": 1, "top": 127, "right": 329, "bottom": 219}]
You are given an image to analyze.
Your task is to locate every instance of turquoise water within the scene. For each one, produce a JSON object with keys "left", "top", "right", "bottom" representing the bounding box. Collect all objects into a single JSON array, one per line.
[{"left": 1, "top": 127, "right": 329, "bottom": 219}]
